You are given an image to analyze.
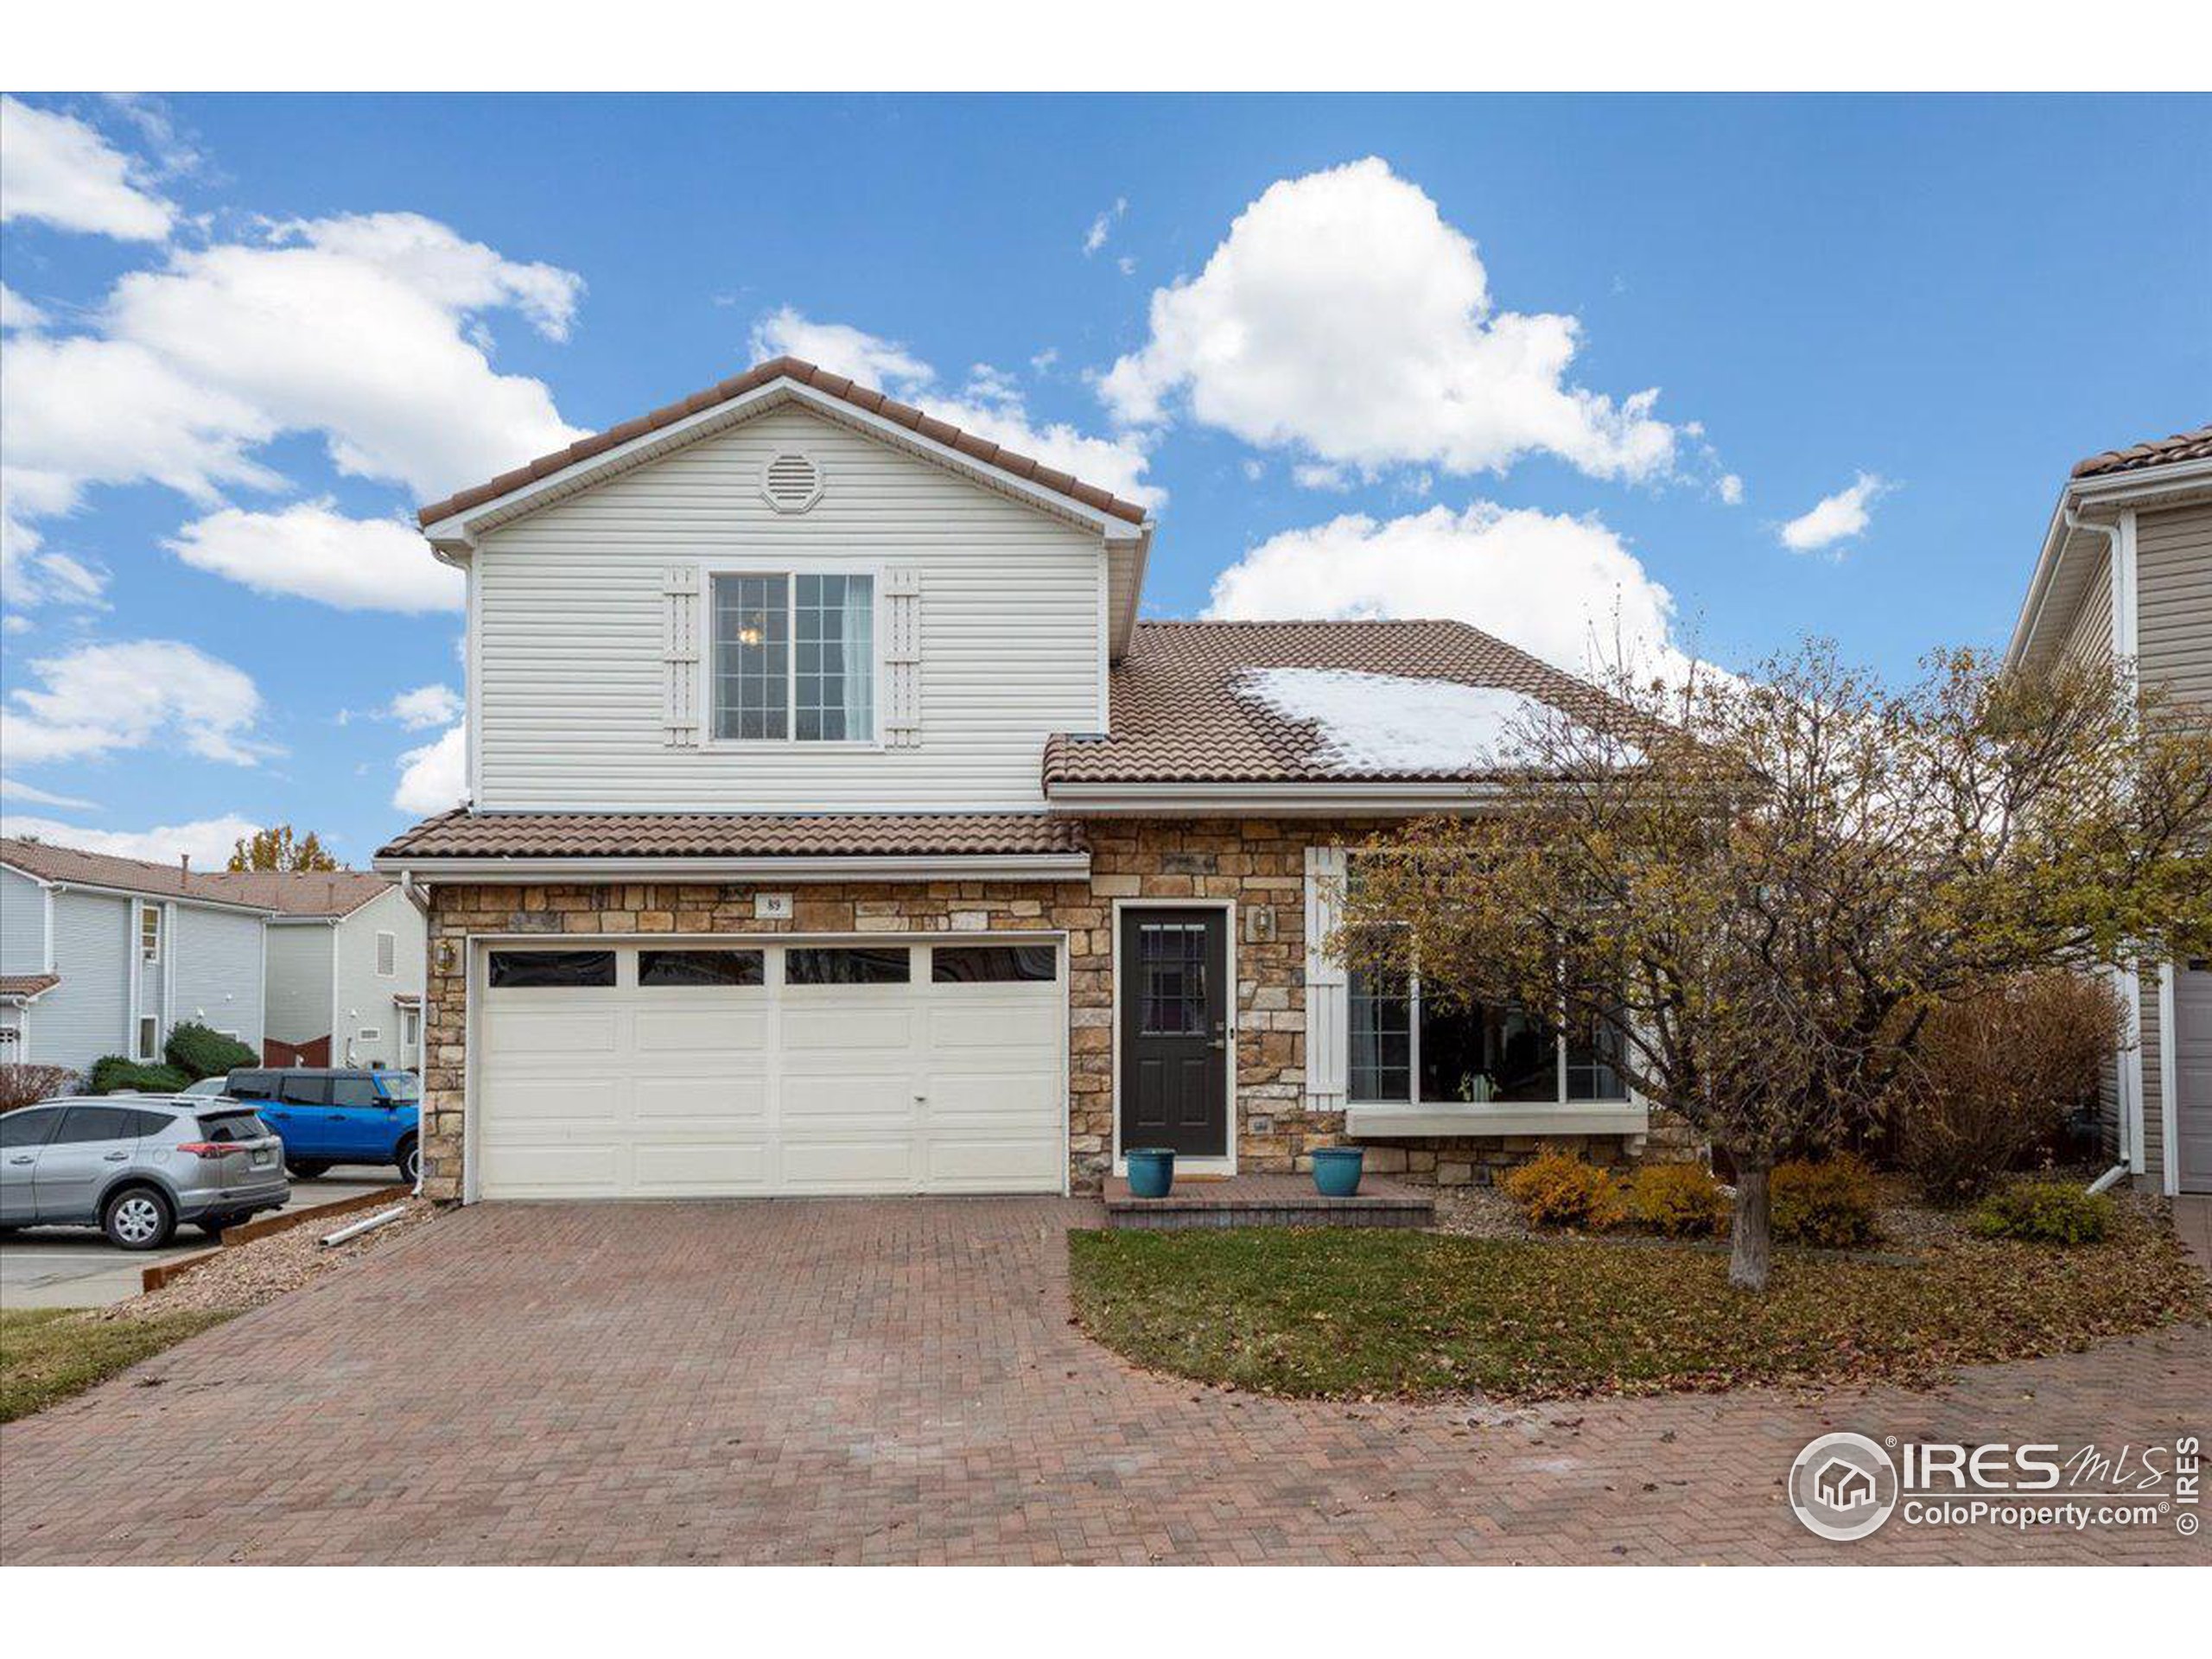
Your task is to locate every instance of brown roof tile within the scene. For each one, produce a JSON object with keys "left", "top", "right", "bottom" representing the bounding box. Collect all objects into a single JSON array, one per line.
[
  {"left": 0, "top": 837, "right": 276, "bottom": 907},
  {"left": 0, "top": 974, "right": 61, "bottom": 1001},
  {"left": 1042, "top": 620, "right": 1631, "bottom": 786},
  {"left": 2072, "top": 423, "right": 2212, "bottom": 480},
  {"left": 416, "top": 356, "right": 1153, "bottom": 530},
  {"left": 194, "top": 869, "right": 392, "bottom": 918},
  {"left": 376, "top": 810, "right": 1088, "bottom": 862}
]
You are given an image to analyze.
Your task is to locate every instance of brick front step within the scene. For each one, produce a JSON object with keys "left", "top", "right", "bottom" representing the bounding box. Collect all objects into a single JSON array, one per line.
[{"left": 1100, "top": 1173, "right": 1434, "bottom": 1230}]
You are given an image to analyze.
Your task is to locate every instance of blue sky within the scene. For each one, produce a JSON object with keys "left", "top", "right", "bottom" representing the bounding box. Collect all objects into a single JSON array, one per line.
[{"left": 3, "top": 92, "right": 2205, "bottom": 868}]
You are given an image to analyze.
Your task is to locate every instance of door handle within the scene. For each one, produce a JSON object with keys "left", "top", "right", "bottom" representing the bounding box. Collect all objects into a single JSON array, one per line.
[
  {"left": 6, "top": 1155, "right": 31, "bottom": 1166},
  {"left": 104, "top": 1151, "right": 130, "bottom": 1161}
]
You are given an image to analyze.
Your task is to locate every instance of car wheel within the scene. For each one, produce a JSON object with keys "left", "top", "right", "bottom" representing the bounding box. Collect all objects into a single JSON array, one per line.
[
  {"left": 286, "top": 1160, "right": 330, "bottom": 1179},
  {"left": 103, "top": 1186, "right": 175, "bottom": 1251},
  {"left": 396, "top": 1136, "right": 421, "bottom": 1185}
]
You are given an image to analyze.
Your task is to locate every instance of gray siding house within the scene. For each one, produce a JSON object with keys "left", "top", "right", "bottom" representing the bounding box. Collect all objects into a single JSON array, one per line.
[
  {"left": 196, "top": 871, "right": 427, "bottom": 1070},
  {"left": 2006, "top": 423, "right": 2212, "bottom": 1195},
  {"left": 1, "top": 839, "right": 272, "bottom": 1080}
]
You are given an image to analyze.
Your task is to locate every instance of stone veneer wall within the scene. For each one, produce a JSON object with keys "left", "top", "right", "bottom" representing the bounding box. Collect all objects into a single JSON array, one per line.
[{"left": 417, "top": 818, "right": 1693, "bottom": 1199}]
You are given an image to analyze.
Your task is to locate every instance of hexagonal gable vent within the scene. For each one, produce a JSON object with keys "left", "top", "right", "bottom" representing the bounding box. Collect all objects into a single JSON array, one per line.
[{"left": 761, "top": 450, "right": 823, "bottom": 513}]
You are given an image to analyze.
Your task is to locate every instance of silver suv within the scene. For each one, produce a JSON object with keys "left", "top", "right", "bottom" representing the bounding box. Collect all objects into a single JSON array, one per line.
[{"left": 0, "top": 1096, "right": 290, "bottom": 1249}]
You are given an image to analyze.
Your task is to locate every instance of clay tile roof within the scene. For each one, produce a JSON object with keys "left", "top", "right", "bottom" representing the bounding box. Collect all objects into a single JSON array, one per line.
[
  {"left": 1041, "top": 620, "right": 1632, "bottom": 786},
  {"left": 0, "top": 974, "right": 61, "bottom": 1001},
  {"left": 194, "top": 868, "right": 392, "bottom": 918},
  {"left": 416, "top": 356, "right": 1153, "bottom": 530},
  {"left": 375, "top": 810, "right": 1088, "bottom": 862},
  {"left": 2072, "top": 423, "right": 2212, "bottom": 480},
  {"left": 0, "top": 836, "right": 274, "bottom": 908}
]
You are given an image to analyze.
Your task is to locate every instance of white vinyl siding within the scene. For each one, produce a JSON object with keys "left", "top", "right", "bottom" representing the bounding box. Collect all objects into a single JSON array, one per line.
[
  {"left": 473, "top": 404, "right": 1107, "bottom": 810},
  {"left": 1, "top": 868, "right": 48, "bottom": 975},
  {"left": 168, "top": 904, "right": 267, "bottom": 1057},
  {"left": 2137, "top": 502, "right": 2212, "bottom": 714},
  {"left": 333, "top": 887, "right": 426, "bottom": 1071},
  {"left": 25, "top": 891, "right": 131, "bottom": 1077},
  {"left": 264, "top": 923, "right": 336, "bottom": 1046}
]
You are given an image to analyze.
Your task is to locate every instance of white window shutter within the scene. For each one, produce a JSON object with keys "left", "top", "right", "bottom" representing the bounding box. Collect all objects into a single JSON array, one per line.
[
  {"left": 884, "top": 567, "right": 922, "bottom": 750},
  {"left": 1304, "top": 844, "right": 1349, "bottom": 1111},
  {"left": 664, "top": 565, "right": 702, "bottom": 747}
]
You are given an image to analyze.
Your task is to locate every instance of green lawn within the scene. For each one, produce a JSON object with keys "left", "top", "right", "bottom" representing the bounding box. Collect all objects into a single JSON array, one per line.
[
  {"left": 1067, "top": 1222, "right": 2209, "bottom": 1402},
  {"left": 1, "top": 1307, "right": 235, "bottom": 1424}
]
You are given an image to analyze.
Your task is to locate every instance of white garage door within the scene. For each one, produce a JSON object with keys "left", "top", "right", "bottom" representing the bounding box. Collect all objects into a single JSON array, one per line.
[{"left": 476, "top": 940, "right": 1065, "bottom": 1198}]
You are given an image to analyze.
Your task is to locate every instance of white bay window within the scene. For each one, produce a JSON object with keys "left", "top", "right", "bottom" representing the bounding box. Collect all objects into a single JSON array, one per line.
[{"left": 1348, "top": 968, "right": 1628, "bottom": 1107}]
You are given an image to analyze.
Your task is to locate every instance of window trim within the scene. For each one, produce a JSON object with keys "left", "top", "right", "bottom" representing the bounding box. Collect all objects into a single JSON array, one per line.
[
  {"left": 139, "top": 904, "right": 162, "bottom": 964},
  {"left": 135, "top": 1014, "right": 160, "bottom": 1062},
  {"left": 700, "top": 559, "right": 887, "bottom": 753}
]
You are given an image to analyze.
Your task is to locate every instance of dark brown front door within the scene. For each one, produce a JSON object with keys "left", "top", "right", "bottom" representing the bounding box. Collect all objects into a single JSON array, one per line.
[{"left": 1119, "top": 908, "right": 1229, "bottom": 1157}]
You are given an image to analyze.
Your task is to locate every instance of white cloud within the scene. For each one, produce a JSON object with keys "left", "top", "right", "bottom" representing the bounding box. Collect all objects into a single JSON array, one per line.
[
  {"left": 164, "top": 500, "right": 461, "bottom": 612},
  {"left": 749, "top": 308, "right": 1160, "bottom": 508},
  {"left": 1, "top": 283, "right": 50, "bottom": 332},
  {"left": 1101, "top": 157, "right": 1681, "bottom": 486},
  {"left": 392, "top": 724, "right": 467, "bottom": 814},
  {"left": 751, "top": 305, "right": 932, "bottom": 392},
  {"left": 1718, "top": 473, "right": 1745, "bottom": 506},
  {"left": 0, "top": 812, "right": 263, "bottom": 868},
  {"left": 0, "top": 212, "right": 588, "bottom": 556},
  {"left": 1204, "top": 501, "right": 1689, "bottom": 682},
  {"left": 1084, "top": 197, "right": 1128, "bottom": 257},
  {"left": 2, "top": 639, "right": 271, "bottom": 766},
  {"left": 0, "top": 532, "right": 109, "bottom": 613},
  {"left": 385, "top": 683, "right": 462, "bottom": 729},
  {"left": 1778, "top": 471, "right": 1888, "bottom": 554},
  {"left": 0, "top": 96, "right": 175, "bottom": 241},
  {"left": 0, "top": 777, "right": 100, "bottom": 810}
]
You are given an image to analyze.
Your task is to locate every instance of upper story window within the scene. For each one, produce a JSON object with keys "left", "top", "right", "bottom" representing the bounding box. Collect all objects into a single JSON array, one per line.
[
  {"left": 375, "top": 930, "right": 397, "bottom": 976},
  {"left": 139, "top": 905, "right": 162, "bottom": 964},
  {"left": 711, "top": 572, "right": 874, "bottom": 743}
]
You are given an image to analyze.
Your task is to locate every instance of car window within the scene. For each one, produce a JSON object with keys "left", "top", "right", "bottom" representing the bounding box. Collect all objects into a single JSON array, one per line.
[
  {"left": 119, "top": 1109, "right": 177, "bottom": 1136},
  {"left": 196, "top": 1111, "right": 270, "bottom": 1142},
  {"left": 52, "top": 1105, "right": 137, "bottom": 1144},
  {"left": 277, "top": 1075, "right": 330, "bottom": 1106},
  {"left": 0, "top": 1109, "right": 61, "bottom": 1150},
  {"left": 330, "top": 1077, "right": 379, "bottom": 1107},
  {"left": 226, "top": 1071, "right": 276, "bottom": 1100},
  {"left": 378, "top": 1074, "right": 422, "bottom": 1103}
]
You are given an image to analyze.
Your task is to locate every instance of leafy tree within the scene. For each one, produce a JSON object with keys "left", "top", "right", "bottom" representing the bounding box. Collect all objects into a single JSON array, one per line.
[
  {"left": 1338, "top": 642, "right": 2212, "bottom": 1291},
  {"left": 227, "top": 823, "right": 339, "bottom": 872}
]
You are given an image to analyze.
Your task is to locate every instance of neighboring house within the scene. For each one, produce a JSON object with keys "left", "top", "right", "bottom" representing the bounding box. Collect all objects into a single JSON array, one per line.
[
  {"left": 2006, "top": 423, "right": 2212, "bottom": 1196},
  {"left": 0, "top": 839, "right": 271, "bottom": 1081},
  {"left": 373, "top": 355, "right": 1672, "bottom": 1205},
  {"left": 196, "top": 871, "right": 428, "bottom": 1071}
]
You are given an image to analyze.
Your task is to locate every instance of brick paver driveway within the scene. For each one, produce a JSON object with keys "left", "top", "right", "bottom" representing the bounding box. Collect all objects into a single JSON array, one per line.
[{"left": 3, "top": 1200, "right": 2205, "bottom": 1564}]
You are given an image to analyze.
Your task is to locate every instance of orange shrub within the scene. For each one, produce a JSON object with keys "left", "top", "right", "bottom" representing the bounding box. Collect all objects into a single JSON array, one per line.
[{"left": 1500, "top": 1147, "right": 1623, "bottom": 1230}]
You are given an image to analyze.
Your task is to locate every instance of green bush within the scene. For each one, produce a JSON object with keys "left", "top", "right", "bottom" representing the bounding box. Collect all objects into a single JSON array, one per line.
[
  {"left": 87, "top": 1056, "right": 192, "bottom": 1096},
  {"left": 162, "top": 1020, "right": 257, "bottom": 1083},
  {"left": 1500, "top": 1147, "right": 1623, "bottom": 1230},
  {"left": 1970, "top": 1181, "right": 2115, "bottom": 1245},
  {"left": 1627, "top": 1161, "right": 1732, "bottom": 1237},
  {"left": 1770, "top": 1154, "right": 1879, "bottom": 1249}
]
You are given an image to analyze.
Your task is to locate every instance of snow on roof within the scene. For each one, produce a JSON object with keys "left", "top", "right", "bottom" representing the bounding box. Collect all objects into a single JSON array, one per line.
[{"left": 1234, "top": 667, "right": 1554, "bottom": 775}]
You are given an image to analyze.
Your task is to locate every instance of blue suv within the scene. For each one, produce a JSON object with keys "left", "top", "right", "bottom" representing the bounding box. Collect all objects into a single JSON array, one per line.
[{"left": 223, "top": 1068, "right": 422, "bottom": 1185}]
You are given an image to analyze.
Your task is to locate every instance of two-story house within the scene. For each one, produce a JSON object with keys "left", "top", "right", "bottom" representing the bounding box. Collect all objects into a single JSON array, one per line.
[
  {"left": 2006, "top": 423, "right": 2211, "bottom": 1196},
  {"left": 195, "top": 870, "right": 428, "bottom": 1071},
  {"left": 1, "top": 839, "right": 271, "bottom": 1078},
  {"left": 373, "top": 356, "right": 1662, "bottom": 1204}
]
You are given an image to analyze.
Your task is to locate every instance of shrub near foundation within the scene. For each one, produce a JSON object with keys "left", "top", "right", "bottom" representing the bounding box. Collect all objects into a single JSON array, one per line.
[
  {"left": 1971, "top": 1181, "right": 2116, "bottom": 1245},
  {"left": 1627, "top": 1161, "right": 1731, "bottom": 1238},
  {"left": 1770, "top": 1154, "right": 1879, "bottom": 1249},
  {"left": 1500, "top": 1147, "right": 1622, "bottom": 1230}
]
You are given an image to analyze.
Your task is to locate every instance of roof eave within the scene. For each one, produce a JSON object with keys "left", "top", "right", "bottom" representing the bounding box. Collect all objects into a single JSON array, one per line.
[
  {"left": 1043, "top": 779, "right": 1509, "bottom": 817},
  {"left": 2007, "top": 452, "right": 2212, "bottom": 671},
  {"left": 371, "top": 851, "right": 1092, "bottom": 884}
]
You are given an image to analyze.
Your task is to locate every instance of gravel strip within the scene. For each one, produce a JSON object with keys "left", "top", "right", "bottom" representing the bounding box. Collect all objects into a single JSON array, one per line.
[{"left": 82, "top": 1198, "right": 442, "bottom": 1324}]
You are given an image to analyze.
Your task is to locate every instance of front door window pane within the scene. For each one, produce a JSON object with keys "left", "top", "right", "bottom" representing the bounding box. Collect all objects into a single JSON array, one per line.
[
  {"left": 1139, "top": 923, "right": 1208, "bottom": 1035},
  {"left": 714, "top": 574, "right": 790, "bottom": 741}
]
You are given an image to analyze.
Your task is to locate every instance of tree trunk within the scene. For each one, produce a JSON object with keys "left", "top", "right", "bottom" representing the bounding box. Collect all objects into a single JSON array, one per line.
[{"left": 1728, "top": 1154, "right": 1774, "bottom": 1292}]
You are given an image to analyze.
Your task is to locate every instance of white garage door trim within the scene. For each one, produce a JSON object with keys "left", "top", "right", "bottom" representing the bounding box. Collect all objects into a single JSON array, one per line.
[{"left": 463, "top": 932, "right": 1069, "bottom": 1201}]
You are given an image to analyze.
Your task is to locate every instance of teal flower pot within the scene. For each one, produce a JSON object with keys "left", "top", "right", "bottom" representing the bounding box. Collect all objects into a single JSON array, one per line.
[
  {"left": 1125, "top": 1148, "right": 1175, "bottom": 1198},
  {"left": 1311, "top": 1146, "right": 1364, "bottom": 1197}
]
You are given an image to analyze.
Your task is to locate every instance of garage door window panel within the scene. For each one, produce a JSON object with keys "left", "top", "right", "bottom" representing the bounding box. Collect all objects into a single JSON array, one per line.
[
  {"left": 489, "top": 950, "right": 618, "bottom": 988},
  {"left": 638, "top": 950, "right": 766, "bottom": 988},
  {"left": 786, "top": 947, "right": 911, "bottom": 986},
  {"left": 933, "top": 944, "right": 1057, "bottom": 984}
]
